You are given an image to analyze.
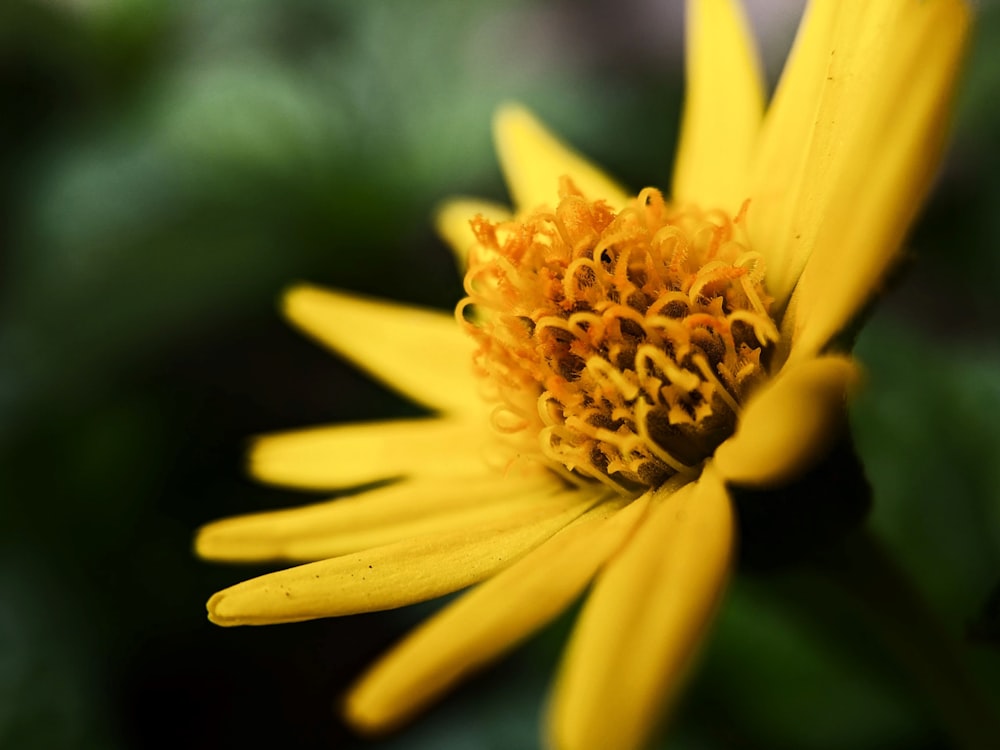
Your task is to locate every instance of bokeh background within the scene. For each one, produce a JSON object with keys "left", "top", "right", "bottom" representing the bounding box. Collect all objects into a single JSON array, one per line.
[{"left": 2, "top": 0, "right": 1000, "bottom": 748}]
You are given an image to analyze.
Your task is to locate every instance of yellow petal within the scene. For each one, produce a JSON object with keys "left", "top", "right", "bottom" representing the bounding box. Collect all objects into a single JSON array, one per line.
[
  {"left": 672, "top": 0, "right": 764, "bottom": 213},
  {"left": 196, "top": 473, "right": 555, "bottom": 563},
  {"left": 344, "top": 493, "right": 649, "bottom": 733},
  {"left": 435, "top": 198, "right": 511, "bottom": 272},
  {"left": 548, "top": 471, "right": 734, "bottom": 750},
  {"left": 750, "top": 0, "right": 970, "bottom": 314},
  {"left": 713, "top": 355, "right": 859, "bottom": 487},
  {"left": 785, "top": 0, "right": 971, "bottom": 360},
  {"left": 747, "top": 1, "right": 848, "bottom": 304},
  {"left": 206, "top": 487, "right": 599, "bottom": 626},
  {"left": 283, "top": 285, "right": 480, "bottom": 415},
  {"left": 249, "top": 417, "right": 486, "bottom": 490},
  {"left": 493, "top": 104, "right": 629, "bottom": 213}
]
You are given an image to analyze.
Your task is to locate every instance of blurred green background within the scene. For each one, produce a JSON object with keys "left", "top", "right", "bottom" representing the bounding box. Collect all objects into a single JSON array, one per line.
[{"left": 2, "top": 0, "right": 1000, "bottom": 748}]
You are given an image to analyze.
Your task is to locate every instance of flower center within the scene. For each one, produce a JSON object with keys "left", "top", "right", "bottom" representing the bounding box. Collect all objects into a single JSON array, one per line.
[{"left": 459, "top": 180, "right": 778, "bottom": 496}]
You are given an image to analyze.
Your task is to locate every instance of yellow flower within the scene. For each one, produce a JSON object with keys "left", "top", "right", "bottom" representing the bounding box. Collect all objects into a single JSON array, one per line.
[{"left": 197, "top": 1, "right": 969, "bottom": 748}]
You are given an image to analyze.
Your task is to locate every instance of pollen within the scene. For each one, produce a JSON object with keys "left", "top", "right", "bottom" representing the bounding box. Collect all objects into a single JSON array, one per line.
[{"left": 458, "top": 179, "right": 778, "bottom": 496}]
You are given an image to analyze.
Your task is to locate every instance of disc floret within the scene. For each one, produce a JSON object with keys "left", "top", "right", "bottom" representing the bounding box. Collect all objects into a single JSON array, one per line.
[{"left": 460, "top": 180, "right": 778, "bottom": 496}]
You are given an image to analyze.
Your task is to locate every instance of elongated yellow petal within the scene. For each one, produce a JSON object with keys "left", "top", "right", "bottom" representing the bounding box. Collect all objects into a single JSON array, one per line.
[
  {"left": 435, "top": 198, "right": 511, "bottom": 271},
  {"left": 283, "top": 285, "right": 480, "bottom": 415},
  {"left": 207, "top": 488, "right": 599, "bottom": 626},
  {"left": 249, "top": 417, "right": 486, "bottom": 490},
  {"left": 751, "top": 0, "right": 970, "bottom": 315},
  {"left": 747, "top": 1, "right": 847, "bottom": 304},
  {"left": 548, "top": 471, "right": 733, "bottom": 750},
  {"left": 714, "top": 355, "right": 858, "bottom": 487},
  {"left": 786, "top": 0, "right": 971, "bottom": 360},
  {"left": 344, "top": 492, "right": 648, "bottom": 732},
  {"left": 196, "top": 473, "right": 556, "bottom": 562},
  {"left": 493, "top": 104, "right": 629, "bottom": 213},
  {"left": 672, "top": 0, "right": 764, "bottom": 213}
]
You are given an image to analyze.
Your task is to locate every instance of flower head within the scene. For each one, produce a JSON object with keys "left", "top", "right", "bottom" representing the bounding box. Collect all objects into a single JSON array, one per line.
[
  {"left": 462, "top": 183, "right": 777, "bottom": 494},
  {"left": 197, "top": 1, "right": 970, "bottom": 748}
]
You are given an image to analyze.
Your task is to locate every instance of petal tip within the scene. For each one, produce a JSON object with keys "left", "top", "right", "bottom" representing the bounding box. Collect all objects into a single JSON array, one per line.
[
  {"left": 341, "top": 692, "right": 390, "bottom": 738},
  {"left": 491, "top": 101, "right": 532, "bottom": 135},
  {"left": 491, "top": 102, "right": 542, "bottom": 176},
  {"left": 194, "top": 521, "right": 255, "bottom": 563},
  {"left": 192, "top": 524, "right": 216, "bottom": 559},
  {"left": 342, "top": 673, "right": 428, "bottom": 739},
  {"left": 245, "top": 438, "right": 270, "bottom": 480},
  {"left": 206, "top": 590, "right": 239, "bottom": 627},
  {"left": 281, "top": 283, "right": 333, "bottom": 324}
]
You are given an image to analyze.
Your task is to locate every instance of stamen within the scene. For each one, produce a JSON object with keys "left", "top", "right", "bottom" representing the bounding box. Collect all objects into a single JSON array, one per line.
[
  {"left": 634, "top": 399, "right": 697, "bottom": 476},
  {"left": 460, "top": 181, "right": 777, "bottom": 495},
  {"left": 690, "top": 352, "right": 741, "bottom": 415}
]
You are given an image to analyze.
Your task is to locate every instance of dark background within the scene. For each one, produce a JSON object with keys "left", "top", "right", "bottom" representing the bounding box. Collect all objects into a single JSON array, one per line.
[{"left": 2, "top": 0, "right": 1000, "bottom": 748}]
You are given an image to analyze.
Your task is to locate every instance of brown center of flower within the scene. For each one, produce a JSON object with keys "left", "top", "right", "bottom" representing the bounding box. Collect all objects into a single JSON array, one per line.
[{"left": 458, "top": 179, "right": 778, "bottom": 496}]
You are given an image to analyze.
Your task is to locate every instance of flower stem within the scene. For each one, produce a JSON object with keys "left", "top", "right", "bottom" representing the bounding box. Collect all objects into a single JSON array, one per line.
[{"left": 811, "top": 527, "right": 1000, "bottom": 750}]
